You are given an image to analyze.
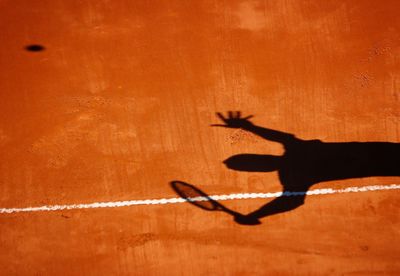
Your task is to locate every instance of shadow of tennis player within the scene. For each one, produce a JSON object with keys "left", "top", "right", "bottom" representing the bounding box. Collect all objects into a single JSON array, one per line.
[{"left": 212, "top": 111, "right": 400, "bottom": 225}]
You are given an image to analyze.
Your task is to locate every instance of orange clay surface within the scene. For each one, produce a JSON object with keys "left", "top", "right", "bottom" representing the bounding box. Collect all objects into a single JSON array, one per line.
[{"left": 0, "top": 1, "right": 399, "bottom": 275}]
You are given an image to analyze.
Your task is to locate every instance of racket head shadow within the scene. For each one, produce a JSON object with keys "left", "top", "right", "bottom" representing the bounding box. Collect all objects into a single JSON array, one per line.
[{"left": 170, "top": 180, "right": 222, "bottom": 211}]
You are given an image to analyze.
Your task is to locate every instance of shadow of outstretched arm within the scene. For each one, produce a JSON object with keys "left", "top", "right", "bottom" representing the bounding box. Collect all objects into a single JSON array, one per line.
[
  {"left": 212, "top": 111, "right": 297, "bottom": 146},
  {"left": 244, "top": 189, "right": 307, "bottom": 220},
  {"left": 241, "top": 123, "right": 297, "bottom": 145}
]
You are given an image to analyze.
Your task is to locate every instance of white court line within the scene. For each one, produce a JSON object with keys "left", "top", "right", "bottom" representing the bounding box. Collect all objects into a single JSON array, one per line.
[{"left": 0, "top": 184, "right": 399, "bottom": 214}]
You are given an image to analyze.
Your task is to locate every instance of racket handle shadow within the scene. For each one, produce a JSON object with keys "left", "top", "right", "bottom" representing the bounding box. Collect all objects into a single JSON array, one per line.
[{"left": 220, "top": 206, "right": 262, "bottom": 226}]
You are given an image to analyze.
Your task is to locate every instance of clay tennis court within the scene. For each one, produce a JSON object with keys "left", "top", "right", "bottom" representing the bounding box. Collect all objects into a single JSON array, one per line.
[{"left": 1, "top": 0, "right": 399, "bottom": 275}]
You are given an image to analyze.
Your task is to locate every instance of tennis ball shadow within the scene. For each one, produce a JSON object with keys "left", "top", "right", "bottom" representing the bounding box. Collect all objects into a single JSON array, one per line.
[{"left": 25, "top": 44, "right": 45, "bottom": 52}]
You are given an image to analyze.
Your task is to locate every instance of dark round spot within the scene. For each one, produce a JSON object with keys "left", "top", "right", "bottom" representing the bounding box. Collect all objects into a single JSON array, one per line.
[{"left": 25, "top": 45, "right": 45, "bottom": 52}]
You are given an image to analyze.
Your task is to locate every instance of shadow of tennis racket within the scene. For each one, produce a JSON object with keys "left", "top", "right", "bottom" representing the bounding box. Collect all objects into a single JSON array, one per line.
[{"left": 170, "top": 180, "right": 261, "bottom": 225}]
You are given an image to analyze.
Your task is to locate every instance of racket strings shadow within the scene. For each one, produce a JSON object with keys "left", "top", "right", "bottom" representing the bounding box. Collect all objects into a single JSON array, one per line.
[{"left": 170, "top": 181, "right": 261, "bottom": 225}]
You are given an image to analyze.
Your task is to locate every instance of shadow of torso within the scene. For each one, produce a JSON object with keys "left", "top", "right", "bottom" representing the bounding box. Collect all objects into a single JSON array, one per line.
[{"left": 281, "top": 140, "right": 400, "bottom": 191}]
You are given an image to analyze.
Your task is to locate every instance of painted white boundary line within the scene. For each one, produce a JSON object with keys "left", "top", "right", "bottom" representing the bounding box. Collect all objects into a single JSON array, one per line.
[{"left": 0, "top": 184, "right": 399, "bottom": 214}]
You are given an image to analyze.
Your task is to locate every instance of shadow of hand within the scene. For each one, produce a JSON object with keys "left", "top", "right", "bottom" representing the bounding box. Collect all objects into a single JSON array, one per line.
[
  {"left": 234, "top": 214, "right": 261, "bottom": 225},
  {"left": 211, "top": 111, "right": 254, "bottom": 128}
]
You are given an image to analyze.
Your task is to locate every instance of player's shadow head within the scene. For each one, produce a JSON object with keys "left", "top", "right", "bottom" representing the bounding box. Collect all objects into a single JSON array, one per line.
[{"left": 223, "top": 154, "right": 282, "bottom": 172}]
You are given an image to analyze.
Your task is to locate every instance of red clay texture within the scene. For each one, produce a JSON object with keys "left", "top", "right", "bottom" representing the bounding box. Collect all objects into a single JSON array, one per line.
[{"left": 0, "top": 1, "right": 399, "bottom": 275}]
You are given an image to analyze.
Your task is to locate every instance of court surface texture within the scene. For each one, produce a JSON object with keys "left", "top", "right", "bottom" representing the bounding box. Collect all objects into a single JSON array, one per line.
[{"left": 0, "top": 1, "right": 399, "bottom": 275}]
